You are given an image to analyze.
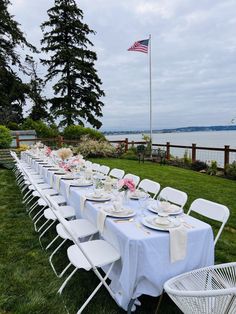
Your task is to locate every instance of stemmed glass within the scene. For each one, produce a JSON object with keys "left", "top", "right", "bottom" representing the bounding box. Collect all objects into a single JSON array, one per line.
[{"left": 138, "top": 194, "right": 149, "bottom": 217}]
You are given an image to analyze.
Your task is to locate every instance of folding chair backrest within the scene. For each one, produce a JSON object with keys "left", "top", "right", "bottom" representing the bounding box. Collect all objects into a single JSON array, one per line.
[
  {"left": 138, "top": 179, "right": 161, "bottom": 199},
  {"left": 91, "top": 163, "right": 100, "bottom": 172},
  {"left": 99, "top": 165, "right": 110, "bottom": 175},
  {"left": 158, "top": 187, "right": 188, "bottom": 208},
  {"left": 123, "top": 173, "right": 140, "bottom": 187},
  {"left": 187, "top": 198, "right": 230, "bottom": 245},
  {"left": 109, "top": 168, "right": 125, "bottom": 180},
  {"left": 85, "top": 160, "right": 92, "bottom": 168}
]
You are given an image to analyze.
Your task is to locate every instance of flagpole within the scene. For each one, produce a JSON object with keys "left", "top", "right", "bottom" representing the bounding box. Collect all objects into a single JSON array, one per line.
[{"left": 149, "top": 34, "right": 152, "bottom": 158}]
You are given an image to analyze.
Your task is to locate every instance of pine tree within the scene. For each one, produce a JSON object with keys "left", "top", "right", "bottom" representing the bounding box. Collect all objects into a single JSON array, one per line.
[
  {"left": 41, "top": 0, "right": 105, "bottom": 128},
  {"left": 25, "top": 55, "right": 49, "bottom": 121},
  {"left": 0, "top": 0, "right": 36, "bottom": 125}
]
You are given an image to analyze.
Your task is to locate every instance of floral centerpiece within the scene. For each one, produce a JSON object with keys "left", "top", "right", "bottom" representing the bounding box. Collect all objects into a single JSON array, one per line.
[
  {"left": 57, "top": 148, "right": 73, "bottom": 161},
  {"left": 118, "top": 178, "right": 136, "bottom": 192},
  {"left": 45, "top": 146, "right": 52, "bottom": 157},
  {"left": 118, "top": 178, "right": 136, "bottom": 205}
]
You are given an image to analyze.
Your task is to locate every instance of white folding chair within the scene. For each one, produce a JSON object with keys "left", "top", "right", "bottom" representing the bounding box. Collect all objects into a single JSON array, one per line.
[
  {"left": 187, "top": 198, "right": 230, "bottom": 245},
  {"left": 91, "top": 163, "right": 100, "bottom": 172},
  {"left": 45, "top": 195, "right": 98, "bottom": 277},
  {"left": 138, "top": 179, "right": 161, "bottom": 199},
  {"left": 158, "top": 187, "right": 188, "bottom": 209},
  {"left": 123, "top": 173, "right": 140, "bottom": 187},
  {"left": 164, "top": 262, "right": 236, "bottom": 314},
  {"left": 109, "top": 168, "right": 125, "bottom": 180},
  {"left": 99, "top": 165, "right": 110, "bottom": 175},
  {"left": 49, "top": 202, "right": 120, "bottom": 313},
  {"left": 84, "top": 160, "right": 92, "bottom": 168}
]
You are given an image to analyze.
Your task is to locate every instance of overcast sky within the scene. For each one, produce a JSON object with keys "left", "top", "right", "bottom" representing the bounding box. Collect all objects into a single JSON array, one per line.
[{"left": 10, "top": 0, "right": 236, "bottom": 131}]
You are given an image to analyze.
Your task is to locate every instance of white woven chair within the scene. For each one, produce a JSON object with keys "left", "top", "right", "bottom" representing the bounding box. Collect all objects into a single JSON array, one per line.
[
  {"left": 187, "top": 198, "right": 230, "bottom": 245},
  {"left": 123, "top": 173, "right": 140, "bottom": 187},
  {"left": 164, "top": 262, "right": 236, "bottom": 314}
]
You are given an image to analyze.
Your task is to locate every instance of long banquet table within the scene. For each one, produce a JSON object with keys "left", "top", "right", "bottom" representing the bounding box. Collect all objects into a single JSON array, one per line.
[{"left": 26, "top": 154, "right": 215, "bottom": 311}]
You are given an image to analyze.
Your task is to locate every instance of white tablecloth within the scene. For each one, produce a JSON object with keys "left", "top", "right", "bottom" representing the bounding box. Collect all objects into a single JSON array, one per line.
[{"left": 26, "top": 154, "right": 215, "bottom": 310}]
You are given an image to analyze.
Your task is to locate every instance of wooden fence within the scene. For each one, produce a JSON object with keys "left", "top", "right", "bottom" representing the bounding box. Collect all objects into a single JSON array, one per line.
[{"left": 13, "top": 135, "right": 236, "bottom": 170}]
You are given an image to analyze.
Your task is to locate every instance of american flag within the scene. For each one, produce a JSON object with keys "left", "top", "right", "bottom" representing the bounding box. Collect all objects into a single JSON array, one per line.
[{"left": 128, "top": 39, "right": 149, "bottom": 53}]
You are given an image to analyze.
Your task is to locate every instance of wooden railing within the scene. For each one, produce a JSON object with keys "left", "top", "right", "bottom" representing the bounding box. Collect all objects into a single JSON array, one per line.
[{"left": 13, "top": 135, "right": 236, "bottom": 170}]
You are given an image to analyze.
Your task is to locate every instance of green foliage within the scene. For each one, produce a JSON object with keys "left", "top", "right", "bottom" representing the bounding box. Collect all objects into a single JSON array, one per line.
[
  {"left": 191, "top": 160, "right": 208, "bottom": 171},
  {"left": 183, "top": 149, "right": 191, "bottom": 164},
  {"left": 121, "top": 148, "right": 137, "bottom": 160},
  {"left": 21, "top": 118, "right": 59, "bottom": 138},
  {"left": 0, "top": 125, "right": 12, "bottom": 148},
  {"left": 116, "top": 142, "right": 126, "bottom": 155},
  {"left": 25, "top": 55, "right": 49, "bottom": 121},
  {"left": 75, "top": 136, "right": 115, "bottom": 158},
  {"left": 0, "top": 1, "right": 36, "bottom": 125},
  {"left": 41, "top": 0, "right": 105, "bottom": 128},
  {"left": 206, "top": 160, "right": 218, "bottom": 176},
  {"left": 63, "top": 125, "right": 105, "bottom": 140},
  {"left": 6, "top": 121, "right": 21, "bottom": 130},
  {"left": 225, "top": 161, "right": 236, "bottom": 179}
]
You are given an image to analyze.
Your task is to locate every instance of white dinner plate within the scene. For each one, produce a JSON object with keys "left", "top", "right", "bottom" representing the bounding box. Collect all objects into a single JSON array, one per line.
[
  {"left": 129, "top": 192, "right": 148, "bottom": 200},
  {"left": 103, "top": 207, "right": 135, "bottom": 218},
  {"left": 142, "top": 216, "right": 181, "bottom": 231},
  {"left": 86, "top": 193, "right": 111, "bottom": 202},
  {"left": 61, "top": 175, "right": 77, "bottom": 180},
  {"left": 67, "top": 180, "right": 93, "bottom": 187},
  {"left": 147, "top": 204, "right": 183, "bottom": 216}
]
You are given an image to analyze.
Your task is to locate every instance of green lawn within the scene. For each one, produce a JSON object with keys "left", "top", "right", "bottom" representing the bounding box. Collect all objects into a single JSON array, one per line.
[{"left": 0, "top": 159, "right": 236, "bottom": 313}]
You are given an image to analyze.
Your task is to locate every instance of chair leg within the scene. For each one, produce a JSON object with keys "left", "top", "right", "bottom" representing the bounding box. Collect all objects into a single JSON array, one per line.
[
  {"left": 38, "top": 220, "right": 56, "bottom": 248},
  {"left": 58, "top": 265, "right": 77, "bottom": 294},
  {"left": 155, "top": 291, "right": 164, "bottom": 314},
  {"left": 49, "top": 239, "right": 67, "bottom": 277}
]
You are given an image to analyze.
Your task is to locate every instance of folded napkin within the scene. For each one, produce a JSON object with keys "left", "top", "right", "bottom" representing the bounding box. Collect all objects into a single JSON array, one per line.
[
  {"left": 50, "top": 173, "right": 54, "bottom": 186},
  {"left": 169, "top": 226, "right": 187, "bottom": 263},
  {"left": 97, "top": 209, "right": 109, "bottom": 233},
  {"left": 164, "top": 204, "right": 181, "bottom": 213},
  {"left": 79, "top": 195, "right": 86, "bottom": 216},
  {"left": 55, "top": 175, "right": 63, "bottom": 191}
]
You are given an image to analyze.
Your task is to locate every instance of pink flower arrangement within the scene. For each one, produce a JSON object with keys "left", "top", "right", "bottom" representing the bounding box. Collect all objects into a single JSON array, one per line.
[
  {"left": 45, "top": 147, "right": 52, "bottom": 157},
  {"left": 58, "top": 161, "right": 71, "bottom": 172},
  {"left": 118, "top": 178, "right": 136, "bottom": 192}
]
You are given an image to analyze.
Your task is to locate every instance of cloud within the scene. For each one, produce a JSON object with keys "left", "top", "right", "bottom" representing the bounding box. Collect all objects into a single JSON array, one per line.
[{"left": 9, "top": 0, "right": 236, "bottom": 131}]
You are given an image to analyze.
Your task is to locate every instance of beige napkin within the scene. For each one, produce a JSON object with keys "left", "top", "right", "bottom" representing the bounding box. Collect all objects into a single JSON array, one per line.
[
  {"left": 169, "top": 226, "right": 187, "bottom": 263},
  {"left": 97, "top": 210, "right": 109, "bottom": 233},
  {"left": 50, "top": 173, "right": 54, "bottom": 186},
  {"left": 80, "top": 195, "right": 86, "bottom": 216},
  {"left": 55, "top": 175, "right": 63, "bottom": 191}
]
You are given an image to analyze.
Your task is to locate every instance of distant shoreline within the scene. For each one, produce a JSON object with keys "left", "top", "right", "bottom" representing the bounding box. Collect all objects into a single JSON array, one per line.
[{"left": 103, "top": 125, "right": 236, "bottom": 135}]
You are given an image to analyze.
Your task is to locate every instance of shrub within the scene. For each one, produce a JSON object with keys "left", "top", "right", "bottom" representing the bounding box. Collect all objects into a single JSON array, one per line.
[
  {"left": 75, "top": 136, "right": 115, "bottom": 158},
  {"left": 121, "top": 149, "right": 137, "bottom": 160},
  {"left": 225, "top": 161, "right": 236, "bottom": 179},
  {"left": 0, "top": 125, "right": 13, "bottom": 148},
  {"left": 6, "top": 122, "right": 21, "bottom": 130},
  {"left": 191, "top": 160, "right": 208, "bottom": 172},
  {"left": 21, "top": 118, "right": 59, "bottom": 138},
  {"left": 63, "top": 125, "right": 105, "bottom": 141},
  {"left": 206, "top": 160, "right": 218, "bottom": 176}
]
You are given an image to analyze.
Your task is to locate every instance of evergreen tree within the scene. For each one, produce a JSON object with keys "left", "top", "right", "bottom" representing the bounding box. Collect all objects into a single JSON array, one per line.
[
  {"left": 0, "top": 0, "right": 36, "bottom": 125},
  {"left": 41, "top": 0, "right": 105, "bottom": 128},
  {"left": 25, "top": 55, "right": 49, "bottom": 121}
]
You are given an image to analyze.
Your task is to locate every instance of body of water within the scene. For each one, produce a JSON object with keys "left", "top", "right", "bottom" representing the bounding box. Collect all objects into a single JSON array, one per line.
[{"left": 107, "top": 131, "right": 236, "bottom": 167}]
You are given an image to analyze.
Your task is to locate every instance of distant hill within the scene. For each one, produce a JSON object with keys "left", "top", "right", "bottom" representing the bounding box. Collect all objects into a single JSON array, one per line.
[{"left": 103, "top": 125, "right": 236, "bottom": 135}]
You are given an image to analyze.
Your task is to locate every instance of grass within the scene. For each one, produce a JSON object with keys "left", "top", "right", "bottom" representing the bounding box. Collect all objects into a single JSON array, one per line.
[{"left": 0, "top": 158, "right": 236, "bottom": 313}]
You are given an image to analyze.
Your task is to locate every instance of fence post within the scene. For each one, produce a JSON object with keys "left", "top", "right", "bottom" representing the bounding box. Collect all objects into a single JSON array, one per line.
[
  {"left": 224, "top": 145, "right": 230, "bottom": 171},
  {"left": 192, "top": 143, "right": 196, "bottom": 163},
  {"left": 125, "top": 138, "right": 128, "bottom": 152},
  {"left": 166, "top": 142, "right": 170, "bottom": 160},
  {"left": 58, "top": 135, "right": 64, "bottom": 148},
  {"left": 16, "top": 134, "right": 20, "bottom": 148}
]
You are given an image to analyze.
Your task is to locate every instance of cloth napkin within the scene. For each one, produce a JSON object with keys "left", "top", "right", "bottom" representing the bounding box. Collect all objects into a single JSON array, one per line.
[
  {"left": 50, "top": 173, "right": 54, "bottom": 186},
  {"left": 169, "top": 226, "right": 187, "bottom": 263},
  {"left": 79, "top": 195, "right": 86, "bottom": 216},
  {"left": 55, "top": 175, "right": 63, "bottom": 191},
  {"left": 97, "top": 209, "right": 109, "bottom": 233}
]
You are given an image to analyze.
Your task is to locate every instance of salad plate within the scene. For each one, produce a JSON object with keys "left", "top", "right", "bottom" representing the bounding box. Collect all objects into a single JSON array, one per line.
[{"left": 142, "top": 216, "right": 181, "bottom": 231}]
